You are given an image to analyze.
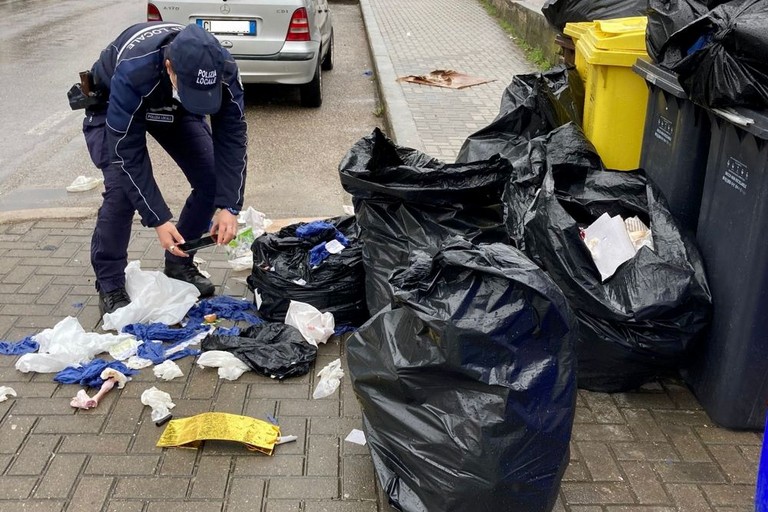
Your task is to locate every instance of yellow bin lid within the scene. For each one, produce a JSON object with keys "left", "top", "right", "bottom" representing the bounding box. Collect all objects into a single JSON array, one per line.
[
  {"left": 587, "top": 16, "right": 648, "bottom": 51},
  {"left": 578, "top": 16, "right": 649, "bottom": 67},
  {"left": 563, "top": 21, "right": 595, "bottom": 42}
]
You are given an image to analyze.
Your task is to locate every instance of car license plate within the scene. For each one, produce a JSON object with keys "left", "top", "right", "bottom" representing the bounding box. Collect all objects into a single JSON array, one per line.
[{"left": 197, "top": 19, "right": 256, "bottom": 36}]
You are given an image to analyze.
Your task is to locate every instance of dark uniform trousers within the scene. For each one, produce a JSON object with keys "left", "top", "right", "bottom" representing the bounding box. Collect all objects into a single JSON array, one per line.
[{"left": 83, "top": 111, "right": 217, "bottom": 293}]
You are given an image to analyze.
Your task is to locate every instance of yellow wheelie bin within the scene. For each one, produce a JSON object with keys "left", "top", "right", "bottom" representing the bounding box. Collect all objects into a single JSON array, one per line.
[{"left": 575, "top": 17, "right": 649, "bottom": 170}]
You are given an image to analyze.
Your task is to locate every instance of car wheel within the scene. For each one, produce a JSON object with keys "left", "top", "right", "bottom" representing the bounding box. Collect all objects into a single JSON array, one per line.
[
  {"left": 321, "top": 30, "right": 334, "bottom": 71},
  {"left": 300, "top": 56, "right": 323, "bottom": 108}
]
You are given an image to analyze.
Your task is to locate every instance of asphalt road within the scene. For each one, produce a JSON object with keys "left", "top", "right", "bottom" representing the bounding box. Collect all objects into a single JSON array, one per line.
[{"left": 0, "top": 0, "right": 380, "bottom": 219}]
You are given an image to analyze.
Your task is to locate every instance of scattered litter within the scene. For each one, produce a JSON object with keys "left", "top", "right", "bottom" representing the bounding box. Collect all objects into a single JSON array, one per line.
[
  {"left": 344, "top": 429, "right": 366, "bottom": 446},
  {"left": 16, "top": 317, "right": 134, "bottom": 373},
  {"left": 582, "top": 213, "right": 656, "bottom": 282},
  {"left": 312, "top": 358, "right": 344, "bottom": 399},
  {"left": 66, "top": 175, "right": 104, "bottom": 192},
  {"left": 196, "top": 350, "right": 251, "bottom": 381},
  {"left": 363, "top": 69, "right": 373, "bottom": 77},
  {"left": 102, "top": 261, "right": 200, "bottom": 332},
  {"left": 0, "top": 336, "right": 39, "bottom": 356},
  {"left": 226, "top": 207, "right": 272, "bottom": 271},
  {"left": 266, "top": 414, "right": 279, "bottom": 425},
  {"left": 153, "top": 360, "right": 184, "bottom": 381},
  {"left": 193, "top": 257, "right": 211, "bottom": 278},
  {"left": 0, "top": 386, "right": 17, "bottom": 402},
  {"left": 397, "top": 69, "right": 495, "bottom": 90},
  {"left": 201, "top": 323, "right": 317, "bottom": 380},
  {"left": 156, "top": 412, "right": 280, "bottom": 454},
  {"left": 141, "top": 386, "right": 176, "bottom": 425},
  {"left": 55, "top": 359, "right": 136, "bottom": 387},
  {"left": 334, "top": 325, "right": 357, "bottom": 337},
  {"left": 70, "top": 368, "right": 128, "bottom": 410},
  {"left": 582, "top": 213, "right": 638, "bottom": 282},
  {"left": 108, "top": 337, "right": 140, "bottom": 361},
  {"left": 203, "top": 314, "right": 218, "bottom": 324},
  {"left": 125, "top": 356, "right": 153, "bottom": 369},
  {"left": 342, "top": 205, "right": 355, "bottom": 216},
  {"left": 187, "top": 295, "right": 262, "bottom": 326},
  {"left": 71, "top": 302, "right": 84, "bottom": 309},
  {"left": 285, "top": 301, "right": 335, "bottom": 347},
  {"left": 276, "top": 435, "right": 297, "bottom": 445}
]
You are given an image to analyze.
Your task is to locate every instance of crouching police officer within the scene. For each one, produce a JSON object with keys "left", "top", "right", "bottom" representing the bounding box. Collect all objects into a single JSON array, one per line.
[{"left": 78, "top": 22, "right": 248, "bottom": 315}]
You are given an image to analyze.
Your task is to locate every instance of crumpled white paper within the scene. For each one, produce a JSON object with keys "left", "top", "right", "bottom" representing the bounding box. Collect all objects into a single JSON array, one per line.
[
  {"left": 285, "top": 300, "right": 335, "bottom": 347},
  {"left": 140, "top": 386, "right": 175, "bottom": 424},
  {"left": 312, "top": 358, "right": 344, "bottom": 399},
  {"left": 66, "top": 175, "right": 104, "bottom": 192},
  {"left": 0, "top": 386, "right": 17, "bottom": 402},
  {"left": 102, "top": 261, "right": 200, "bottom": 332},
  {"left": 153, "top": 360, "right": 184, "bottom": 381},
  {"left": 196, "top": 350, "right": 251, "bottom": 381},
  {"left": 15, "top": 316, "right": 134, "bottom": 373}
]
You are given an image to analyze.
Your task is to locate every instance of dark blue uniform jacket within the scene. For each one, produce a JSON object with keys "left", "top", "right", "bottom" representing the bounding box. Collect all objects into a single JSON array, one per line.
[{"left": 91, "top": 22, "right": 247, "bottom": 227}]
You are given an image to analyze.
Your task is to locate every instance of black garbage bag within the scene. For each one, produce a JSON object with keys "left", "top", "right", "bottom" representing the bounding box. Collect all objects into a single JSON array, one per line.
[
  {"left": 456, "top": 65, "right": 584, "bottom": 164},
  {"left": 338, "top": 128, "right": 512, "bottom": 315},
  {"left": 658, "top": 0, "right": 768, "bottom": 108},
  {"left": 646, "top": 0, "right": 709, "bottom": 63},
  {"left": 523, "top": 158, "right": 712, "bottom": 392},
  {"left": 246, "top": 216, "right": 367, "bottom": 326},
  {"left": 202, "top": 323, "right": 317, "bottom": 380},
  {"left": 348, "top": 238, "right": 577, "bottom": 512},
  {"left": 542, "top": 0, "right": 647, "bottom": 31}
]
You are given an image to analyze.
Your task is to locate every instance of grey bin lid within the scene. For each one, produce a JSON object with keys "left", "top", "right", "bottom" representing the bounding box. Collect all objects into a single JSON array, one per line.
[
  {"left": 634, "top": 58, "right": 768, "bottom": 140},
  {"left": 633, "top": 58, "right": 687, "bottom": 99}
]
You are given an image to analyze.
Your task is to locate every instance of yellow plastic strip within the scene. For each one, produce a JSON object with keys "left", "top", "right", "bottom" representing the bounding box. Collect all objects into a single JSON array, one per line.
[{"left": 156, "top": 412, "right": 281, "bottom": 455}]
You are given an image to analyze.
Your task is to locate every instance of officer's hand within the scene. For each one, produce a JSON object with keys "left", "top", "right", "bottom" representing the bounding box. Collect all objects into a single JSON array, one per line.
[
  {"left": 211, "top": 209, "right": 238, "bottom": 245},
  {"left": 155, "top": 221, "right": 189, "bottom": 257}
]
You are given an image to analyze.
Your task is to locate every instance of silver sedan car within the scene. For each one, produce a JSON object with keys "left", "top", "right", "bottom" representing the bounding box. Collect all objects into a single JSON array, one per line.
[{"left": 148, "top": 0, "right": 334, "bottom": 107}]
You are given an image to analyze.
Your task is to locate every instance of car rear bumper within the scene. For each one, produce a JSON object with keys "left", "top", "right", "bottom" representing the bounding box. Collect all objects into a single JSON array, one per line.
[{"left": 234, "top": 43, "right": 320, "bottom": 85}]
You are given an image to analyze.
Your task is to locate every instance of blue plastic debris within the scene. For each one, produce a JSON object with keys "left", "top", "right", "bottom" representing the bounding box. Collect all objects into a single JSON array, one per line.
[
  {"left": 757, "top": 409, "right": 768, "bottom": 511},
  {"left": 54, "top": 359, "right": 137, "bottom": 388},
  {"left": 187, "top": 295, "right": 263, "bottom": 325},
  {"left": 0, "top": 336, "right": 39, "bottom": 356}
]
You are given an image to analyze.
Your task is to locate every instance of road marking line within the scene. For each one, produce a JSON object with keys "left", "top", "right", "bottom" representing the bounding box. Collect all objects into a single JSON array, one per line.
[{"left": 26, "top": 111, "right": 77, "bottom": 136}]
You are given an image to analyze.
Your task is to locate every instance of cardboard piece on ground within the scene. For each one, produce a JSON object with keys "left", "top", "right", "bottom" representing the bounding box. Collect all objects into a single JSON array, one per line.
[{"left": 397, "top": 69, "right": 495, "bottom": 89}]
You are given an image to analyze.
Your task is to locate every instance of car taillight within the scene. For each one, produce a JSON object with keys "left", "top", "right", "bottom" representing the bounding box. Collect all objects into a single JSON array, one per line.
[
  {"left": 148, "top": 3, "right": 162, "bottom": 21},
  {"left": 286, "top": 8, "right": 310, "bottom": 42}
]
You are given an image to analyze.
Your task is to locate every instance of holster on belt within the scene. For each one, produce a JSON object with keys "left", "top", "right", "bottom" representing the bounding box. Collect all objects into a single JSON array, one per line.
[{"left": 67, "top": 70, "right": 106, "bottom": 111}]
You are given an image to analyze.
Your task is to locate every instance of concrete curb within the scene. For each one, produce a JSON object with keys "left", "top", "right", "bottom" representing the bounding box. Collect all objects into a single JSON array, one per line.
[
  {"left": 0, "top": 207, "right": 97, "bottom": 225},
  {"left": 358, "top": 0, "right": 424, "bottom": 151}
]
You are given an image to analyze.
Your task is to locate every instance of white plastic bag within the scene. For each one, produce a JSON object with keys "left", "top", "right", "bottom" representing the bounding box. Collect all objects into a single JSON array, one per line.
[
  {"left": 583, "top": 213, "right": 638, "bottom": 282},
  {"left": 102, "top": 261, "right": 200, "bottom": 331},
  {"left": 153, "top": 360, "right": 184, "bottom": 381},
  {"left": 196, "top": 350, "right": 251, "bottom": 381},
  {"left": 140, "top": 386, "right": 175, "bottom": 424},
  {"left": 16, "top": 316, "right": 134, "bottom": 373},
  {"left": 227, "top": 207, "right": 272, "bottom": 271},
  {"left": 66, "top": 175, "right": 103, "bottom": 192},
  {"left": 285, "top": 300, "right": 335, "bottom": 347},
  {"left": 312, "top": 358, "right": 344, "bottom": 399}
]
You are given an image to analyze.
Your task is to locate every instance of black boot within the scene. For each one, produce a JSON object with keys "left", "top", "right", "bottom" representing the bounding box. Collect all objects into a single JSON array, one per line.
[
  {"left": 164, "top": 262, "right": 215, "bottom": 297},
  {"left": 99, "top": 287, "right": 131, "bottom": 316}
]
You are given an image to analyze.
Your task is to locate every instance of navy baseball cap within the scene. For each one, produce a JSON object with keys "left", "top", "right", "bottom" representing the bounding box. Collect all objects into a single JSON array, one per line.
[{"left": 168, "top": 24, "right": 225, "bottom": 115}]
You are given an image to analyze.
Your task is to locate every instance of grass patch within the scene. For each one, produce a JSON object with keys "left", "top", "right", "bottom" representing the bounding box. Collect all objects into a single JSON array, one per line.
[{"left": 479, "top": 0, "right": 557, "bottom": 70}]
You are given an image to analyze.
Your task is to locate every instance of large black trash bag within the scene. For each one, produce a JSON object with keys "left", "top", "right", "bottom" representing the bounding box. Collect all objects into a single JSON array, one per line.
[
  {"left": 658, "top": 0, "right": 768, "bottom": 108},
  {"left": 542, "top": 0, "right": 647, "bottom": 31},
  {"left": 486, "top": 123, "right": 603, "bottom": 251},
  {"left": 338, "top": 128, "right": 512, "bottom": 315},
  {"left": 246, "top": 216, "right": 367, "bottom": 326},
  {"left": 456, "top": 65, "right": 584, "bottom": 164},
  {"left": 646, "top": 0, "right": 709, "bottom": 63},
  {"left": 348, "top": 239, "right": 577, "bottom": 512},
  {"left": 523, "top": 159, "right": 712, "bottom": 392},
  {"left": 202, "top": 323, "right": 317, "bottom": 380}
]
